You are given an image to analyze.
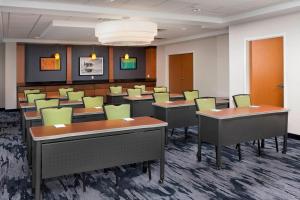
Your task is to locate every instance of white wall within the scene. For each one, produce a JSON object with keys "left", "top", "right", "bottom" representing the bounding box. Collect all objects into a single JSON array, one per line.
[
  {"left": 156, "top": 34, "right": 229, "bottom": 97},
  {"left": 0, "top": 43, "right": 5, "bottom": 108},
  {"left": 4, "top": 43, "right": 17, "bottom": 110},
  {"left": 229, "top": 12, "right": 300, "bottom": 135}
]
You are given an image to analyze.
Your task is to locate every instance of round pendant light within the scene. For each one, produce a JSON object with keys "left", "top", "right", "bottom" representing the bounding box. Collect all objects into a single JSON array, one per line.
[
  {"left": 91, "top": 52, "right": 97, "bottom": 60},
  {"left": 95, "top": 20, "right": 157, "bottom": 46},
  {"left": 124, "top": 53, "right": 129, "bottom": 60}
]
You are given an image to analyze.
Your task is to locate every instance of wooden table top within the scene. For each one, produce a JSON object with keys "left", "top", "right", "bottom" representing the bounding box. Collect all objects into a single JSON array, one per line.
[
  {"left": 153, "top": 98, "right": 229, "bottom": 108},
  {"left": 123, "top": 93, "right": 184, "bottom": 101},
  {"left": 18, "top": 94, "right": 67, "bottom": 102},
  {"left": 20, "top": 100, "right": 83, "bottom": 109},
  {"left": 107, "top": 91, "right": 154, "bottom": 97},
  {"left": 30, "top": 116, "right": 168, "bottom": 141},
  {"left": 24, "top": 107, "right": 104, "bottom": 120},
  {"left": 197, "top": 105, "right": 288, "bottom": 119}
]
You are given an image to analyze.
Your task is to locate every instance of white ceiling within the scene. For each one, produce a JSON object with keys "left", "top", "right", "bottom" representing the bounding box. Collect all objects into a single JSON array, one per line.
[{"left": 0, "top": 0, "right": 299, "bottom": 45}]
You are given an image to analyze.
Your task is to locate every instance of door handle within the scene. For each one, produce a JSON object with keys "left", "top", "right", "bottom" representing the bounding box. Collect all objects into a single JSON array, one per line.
[{"left": 277, "top": 84, "right": 284, "bottom": 88}]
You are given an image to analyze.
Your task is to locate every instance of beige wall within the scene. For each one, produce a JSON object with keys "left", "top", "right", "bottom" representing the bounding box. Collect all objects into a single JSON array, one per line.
[
  {"left": 229, "top": 12, "right": 300, "bottom": 135},
  {"left": 5, "top": 42, "right": 17, "bottom": 110},
  {"left": 0, "top": 43, "right": 4, "bottom": 108},
  {"left": 156, "top": 34, "right": 229, "bottom": 97}
]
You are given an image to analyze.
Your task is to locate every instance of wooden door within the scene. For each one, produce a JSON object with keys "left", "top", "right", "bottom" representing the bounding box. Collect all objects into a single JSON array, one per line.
[
  {"left": 250, "top": 37, "right": 284, "bottom": 106},
  {"left": 169, "top": 53, "right": 193, "bottom": 93}
]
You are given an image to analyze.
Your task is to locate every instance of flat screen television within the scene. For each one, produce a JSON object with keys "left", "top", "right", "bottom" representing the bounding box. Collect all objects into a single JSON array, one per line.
[{"left": 120, "top": 57, "right": 137, "bottom": 70}]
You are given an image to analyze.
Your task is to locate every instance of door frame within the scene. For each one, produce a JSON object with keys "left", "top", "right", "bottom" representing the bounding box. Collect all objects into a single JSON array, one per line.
[
  {"left": 244, "top": 34, "right": 287, "bottom": 107},
  {"left": 166, "top": 51, "right": 195, "bottom": 90}
]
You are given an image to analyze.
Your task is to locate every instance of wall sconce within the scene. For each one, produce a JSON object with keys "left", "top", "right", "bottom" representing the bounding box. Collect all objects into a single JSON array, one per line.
[
  {"left": 91, "top": 52, "right": 97, "bottom": 60},
  {"left": 124, "top": 53, "right": 129, "bottom": 60},
  {"left": 54, "top": 52, "right": 60, "bottom": 60}
]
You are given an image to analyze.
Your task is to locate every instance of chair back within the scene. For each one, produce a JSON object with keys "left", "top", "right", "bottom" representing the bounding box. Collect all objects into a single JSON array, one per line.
[
  {"left": 24, "top": 89, "right": 40, "bottom": 100},
  {"left": 195, "top": 97, "right": 216, "bottom": 111},
  {"left": 35, "top": 99, "right": 59, "bottom": 113},
  {"left": 127, "top": 88, "right": 142, "bottom": 97},
  {"left": 104, "top": 104, "right": 130, "bottom": 120},
  {"left": 41, "top": 107, "right": 73, "bottom": 126},
  {"left": 134, "top": 85, "right": 146, "bottom": 92},
  {"left": 110, "top": 86, "right": 122, "bottom": 94},
  {"left": 233, "top": 94, "right": 251, "bottom": 108},
  {"left": 27, "top": 93, "right": 46, "bottom": 104},
  {"left": 153, "top": 92, "right": 170, "bottom": 103},
  {"left": 183, "top": 90, "right": 199, "bottom": 101},
  {"left": 59, "top": 88, "right": 74, "bottom": 97},
  {"left": 154, "top": 87, "right": 167, "bottom": 93},
  {"left": 82, "top": 96, "right": 104, "bottom": 108},
  {"left": 67, "top": 91, "right": 85, "bottom": 101}
]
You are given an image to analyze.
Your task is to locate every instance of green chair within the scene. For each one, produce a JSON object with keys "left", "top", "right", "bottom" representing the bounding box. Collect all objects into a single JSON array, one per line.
[
  {"left": 195, "top": 97, "right": 216, "bottom": 111},
  {"left": 134, "top": 85, "right": 146, "bottom": 93},
  {"left": 104, "top": 104, "right": 130, "bottom": 120},
  {"left": 127, "top": 88, "right": 142, "bottom": 97},
  {"left": 24, "top": 89, "right": 40, "bottom": 100},
  {"left": 41, "top": 107, "right": 73, "bottom": 126},
  {"left": 67, "top": 91, "right": 85, "bottom": 101},
  {"left": 153, "top": 92, "right": 170, "bottom": 103},
  {"left": 110, "top": 86, "right": 122, "bottom": 94},
  {"left": 183, "top": 90, "right": 199, "bottom": 101},
  {"left": 59, "top": 88, "right": 74, "bottom": 97},
  {"left": 154, "top": 87, "right": 167, "bottom": 93},
  {"left": 35, "top": 99, "right": 59, "bottom": 113},
  {"left": 233, "top": 94, "right": 251, "bottom": 108},
  {"left": 27, "top": 93, "right": 46, "bottom": 104},
  {"left": 83, "top": 96, "right": 104, "bottom": 108}
]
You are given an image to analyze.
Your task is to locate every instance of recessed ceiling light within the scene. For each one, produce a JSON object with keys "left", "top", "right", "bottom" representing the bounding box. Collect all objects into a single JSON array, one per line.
[
  {"left": 192, "top": 8, "right": 201, "bottom": 12},
  {"left": 181, "top": 27, "right": 187, "bottom": 31},
  {"left": 33, "top": 36, "right": 40, "bottom": 39}
]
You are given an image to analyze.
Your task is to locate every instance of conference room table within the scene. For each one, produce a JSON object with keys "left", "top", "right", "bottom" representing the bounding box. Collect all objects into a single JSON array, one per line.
[
  {"left": 25, "top": 107, "right": 105, "bottom": 166},
  {"left": 152, "top": 98, "right": 230, "bottom": 143},
  {"left": 106, "top": 91, "right": 154, "bottom": 104},
  {"left": 196, "top": 105, "right": 288, "bottom": 169},
  {"left": 30, "top": 116, "right": 167, "bottom": 200},
  {"left": 123, "top": 94, "right": 185, "bottom": 117}
]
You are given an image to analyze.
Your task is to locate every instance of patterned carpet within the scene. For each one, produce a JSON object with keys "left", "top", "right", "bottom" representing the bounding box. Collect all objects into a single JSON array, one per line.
[{"left": 0, "top": 111, "right": 300, "bottom": 200}]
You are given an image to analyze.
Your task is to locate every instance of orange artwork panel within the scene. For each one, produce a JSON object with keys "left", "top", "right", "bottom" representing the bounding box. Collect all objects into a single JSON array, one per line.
[{"left": 40, "top": 58, "right": 61, "bottom": 71}]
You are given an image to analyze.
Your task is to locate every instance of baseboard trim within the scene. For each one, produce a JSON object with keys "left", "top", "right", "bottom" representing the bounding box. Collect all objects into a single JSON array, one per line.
[
  {"left": 3, "top": 108, "right": 20, "bottom": 112},
  {"left": 288, "top": 133, "right": 300, "bottom": 140}
]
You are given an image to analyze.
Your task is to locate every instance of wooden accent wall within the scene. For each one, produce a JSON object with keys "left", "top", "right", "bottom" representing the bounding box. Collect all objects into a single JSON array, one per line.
[
  {"left": 66, "top": 46, "right": 72, "bottom": 84},
  {"left": 17, "top": 44, "right": 25, "bottom": 84},
  {"left": 145, "top": 47, "right": 157, "bottom": 79},
  {"left": 108, "top": 47, "right": 114, "bottom": 82}
]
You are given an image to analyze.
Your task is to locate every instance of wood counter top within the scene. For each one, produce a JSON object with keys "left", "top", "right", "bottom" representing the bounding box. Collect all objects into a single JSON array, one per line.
[{"left": 30, "top": 116, "right": 168, "bottom": 141}]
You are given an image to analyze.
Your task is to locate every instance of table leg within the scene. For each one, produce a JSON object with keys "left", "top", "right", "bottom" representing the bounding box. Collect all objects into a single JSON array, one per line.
[
  {"left": 165, "top": 127, "right": 168, "bottom": 145},
  {"left": 197, "top": 118, "right": 201, "bottom": 162},
  {"left": 261, "top": 139, "right": 265, "bottom": 148},
  {"left": 282, "top": 134, "right": 287, "bottom": 154},
  {"left": 34, "top": 141, "right": 42, "bottom": 200},
  {"left": 216, "top": 145, "right": 222, "bottom": 170},
  {"left": 22, "top": 111, "right": 26, "bottom": 142},
  {"left": 159, "top": 128, "right": 165, "bottom": 184},
  {"left": 27, "top": 124, "right": 32, "bottom": 167}
]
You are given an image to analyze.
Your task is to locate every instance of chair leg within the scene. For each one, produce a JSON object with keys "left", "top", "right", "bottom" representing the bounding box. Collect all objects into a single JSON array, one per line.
[
  {"left": 171, "top": 128, "right": 175, "bottom": 136},
  {"left": 252, "top": 140, "right": 256, "bottom": 145},
  {"left": 237, "top": 144, "right": 242, "bottom": 161},
  {"left": 275, "top": 137, "right": 279, "bottom": 152},
  {"left": 82, "top": 173, "right": 86, "bottom": 192},
  {"left": 184, "top": 127, "right": 188, "bottom": 139},
  {"left": 147, "top": 161, "right": 152, "bottom": 180},
  {"left": 257, "top": 139, "right": 261, "bottom": 156},
  {"left": 115, "top": 167, "right": 119, "bottom": 186},
  {"left": 142, "top": 161, "right": 147, "bottom": 173}
]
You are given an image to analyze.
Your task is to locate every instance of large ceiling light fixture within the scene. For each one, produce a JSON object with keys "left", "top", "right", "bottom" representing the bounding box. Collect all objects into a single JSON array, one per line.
[{"left": 95, "top": 19, "right": 158, "bottom": 46}]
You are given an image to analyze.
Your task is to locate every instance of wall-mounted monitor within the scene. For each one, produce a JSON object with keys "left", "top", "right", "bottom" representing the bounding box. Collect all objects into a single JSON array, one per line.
[
  {"left": 40, "top": 57, "right": 61, "bottom": 71},
  {"left": 120, "top": 57, "right": 137, "bottom": 70}
]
